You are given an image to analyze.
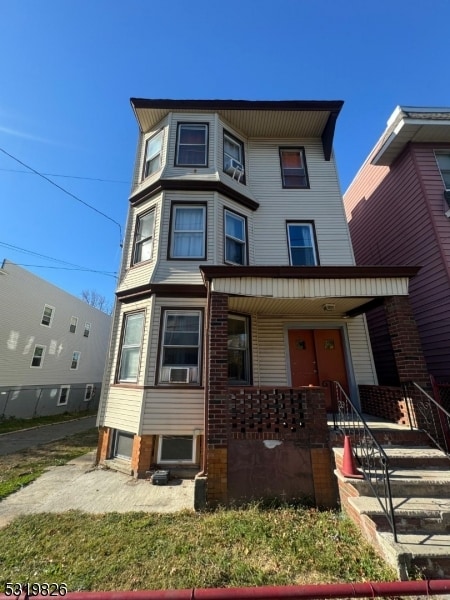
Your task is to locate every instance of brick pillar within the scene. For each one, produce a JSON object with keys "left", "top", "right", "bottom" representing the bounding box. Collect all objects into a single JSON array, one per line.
[
  {"left": 384, "top": 295, "right": 429, "bottom": 385},
  {"left": 131, "top": 435, "right": 155, "bottom": 478},
  {"left": 206, "top": 292, "right": 229, "bottom": 505},
  {"left": 96, "top": 426, "right": 112, "bottom": 463}
]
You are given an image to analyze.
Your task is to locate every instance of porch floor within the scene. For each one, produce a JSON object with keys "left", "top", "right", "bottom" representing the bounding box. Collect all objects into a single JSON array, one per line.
[{"left": 327, "top": 413, "right": 411, "bottom": 431}]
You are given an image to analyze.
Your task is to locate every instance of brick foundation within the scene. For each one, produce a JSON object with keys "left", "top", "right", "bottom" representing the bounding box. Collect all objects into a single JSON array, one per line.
[
  {"left": 96, "top": 426, "right": 112, "bottom": 463},
  {"left": 131, "top": 434, "right": 155, "bottom": 477},
  {"left": 311, "top": 448, "right": 337, "bottom": 508}
]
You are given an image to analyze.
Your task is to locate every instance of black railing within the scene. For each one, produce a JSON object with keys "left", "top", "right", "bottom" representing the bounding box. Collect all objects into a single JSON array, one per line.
[
  {"left": 402, "top": 381, "right": 450, "bottom": 455},
  {"left": 326, "top": 380, "right": 397, "bottom": 543}
]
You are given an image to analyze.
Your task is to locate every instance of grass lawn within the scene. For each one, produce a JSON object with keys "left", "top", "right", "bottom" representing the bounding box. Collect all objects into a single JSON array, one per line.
[{"left": 0, "top": 411, "right": 96, "bottom": 434}]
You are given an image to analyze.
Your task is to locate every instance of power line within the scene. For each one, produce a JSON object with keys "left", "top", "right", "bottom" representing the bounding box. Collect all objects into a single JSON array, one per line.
[
  {"left": 0, "top": 167, "right": 129, "bottom": 184},
  {"left": 0, "top": 147, "right": 123, "bottom": 246},
  {"left": 13, "top": 264, "right": 117, "bottom": 279}
]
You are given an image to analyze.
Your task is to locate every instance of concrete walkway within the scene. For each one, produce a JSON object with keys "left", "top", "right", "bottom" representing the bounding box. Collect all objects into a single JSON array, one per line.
[{"left": 0, "top": 415, "right": 97, "bottom": 455}]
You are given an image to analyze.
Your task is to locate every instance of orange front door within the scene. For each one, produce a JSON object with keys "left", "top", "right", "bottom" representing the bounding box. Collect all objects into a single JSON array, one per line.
[{"left": 288, "top": 328, "right": 349, "bottom": 411}]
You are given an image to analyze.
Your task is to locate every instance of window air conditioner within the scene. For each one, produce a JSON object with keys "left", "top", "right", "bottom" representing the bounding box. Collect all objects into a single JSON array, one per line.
[
  {"left": 169, "top": 367, "right": 190, "bottom": 383},
  {"left": 225, "top": 158, "right": 244, "bottom": 181}
]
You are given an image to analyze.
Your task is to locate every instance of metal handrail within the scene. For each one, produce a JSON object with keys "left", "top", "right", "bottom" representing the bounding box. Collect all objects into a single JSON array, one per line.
[
  {"left": 402, "top": 381, "right": 450, "bottom": 455},
  {"left": 326, "top": 380, "right": 398, "bottom": 543}
]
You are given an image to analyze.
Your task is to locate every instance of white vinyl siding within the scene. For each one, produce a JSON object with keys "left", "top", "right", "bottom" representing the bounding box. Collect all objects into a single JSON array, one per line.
[{"left": 346, "top": 315, "right": 378, "bottom": 385}]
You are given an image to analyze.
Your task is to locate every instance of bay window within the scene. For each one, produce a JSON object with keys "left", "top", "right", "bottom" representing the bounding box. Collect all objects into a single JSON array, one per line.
[
  {"left": 133, "top": 210, "right": 155, "bottom": 264},
  {"left": 223, "top": 131, "right": 245, "bottom": 183},
  {"left": 143, "top": 130, "right": 163, "bottom": 178},
  {"left": 224, "top": 209, "right": 246, "bottom": 265},
  {"left": 117, "top": 312, "right": 145, "bottom": 383},
  {"left": 170, "top": 204, "right": 206, "bottom": 259},
  {"left": 159, "top": 310, "right": 202, "bottom": 384},
  {"left": 176, "top": 123, "right": 208, "bottom": 166}
]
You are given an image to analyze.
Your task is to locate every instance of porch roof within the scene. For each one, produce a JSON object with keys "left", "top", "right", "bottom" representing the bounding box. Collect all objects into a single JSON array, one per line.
[{"left": 200, "top": 265, "right": 420, "bottom": 318}]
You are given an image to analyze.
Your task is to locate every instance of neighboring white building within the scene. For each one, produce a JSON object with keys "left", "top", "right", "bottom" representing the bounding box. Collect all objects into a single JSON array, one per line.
[
  {"left": 97, "top": 99, "right": 421, "bottom": 506},
  {"left": 0, "top": 260, "right": 112, "bottom": 418}
]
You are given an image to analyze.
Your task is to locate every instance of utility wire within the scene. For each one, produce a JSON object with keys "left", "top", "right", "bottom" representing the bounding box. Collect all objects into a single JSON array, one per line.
[
  {"left": 13, "top": 263, "right": 117, "bottom": 278},
  {"left": 0, "top": 147, "right": 123, "bottom": 246},
  {"left": 0, "top": 167, "right": 128, "bottom": 184}
]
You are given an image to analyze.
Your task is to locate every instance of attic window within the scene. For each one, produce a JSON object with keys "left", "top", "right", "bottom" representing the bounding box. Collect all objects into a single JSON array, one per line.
[
  {"left": 175, "top": 124, "right": 208, "bottom": 167},
  {"left": 279, "top": 148, "right": 309, "bottom": 189}
]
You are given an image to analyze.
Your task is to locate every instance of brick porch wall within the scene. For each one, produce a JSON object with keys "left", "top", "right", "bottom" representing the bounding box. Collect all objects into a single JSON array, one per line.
[
  {"left": 96, "top": 426, "right": 112, "bottom": 463},
  {"left": 359, "top": 385, "right": 413, "bottom": 427}
]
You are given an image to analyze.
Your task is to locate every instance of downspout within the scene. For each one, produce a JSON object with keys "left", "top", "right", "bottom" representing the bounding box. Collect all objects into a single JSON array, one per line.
[{"left": 196, "top": 278, "right": 211, "bottom": 477}]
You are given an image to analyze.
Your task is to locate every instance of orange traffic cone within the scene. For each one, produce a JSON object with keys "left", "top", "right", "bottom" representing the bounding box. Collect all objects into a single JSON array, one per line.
[{"left": 341, "top": 435, "right": 364, "bottom": 479}]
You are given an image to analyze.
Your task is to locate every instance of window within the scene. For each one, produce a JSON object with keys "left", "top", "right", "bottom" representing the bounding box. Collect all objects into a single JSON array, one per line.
[
  {"left": 435, "top": 153, "right": 450, "bottom": 190},
  {"left": 71, "top": 351, "right": 80, "bottom": 370},
  {"left": 228, "top": 314, "right": 250, "bottom": 384},
  {"left": 160, "top": 310, "right": 201, "bottom": 384},
  {"left": 113, "top": 430, "right": 134, "bottom": 459},
  {"left": 143, "top": 130, "right": 163, "bottom": 178},
  {"left": 170, "top": 205, "right": 206, "bottom": 259},
  {"left": 175, "top": 123, "right": 208, "bottom": 166},
  {"left": 133, "top": 210, "right": 155, "bottom": 264},
  {"left": 41, "top": 305, "right": 54, "bottom": 327},
  {"left": 158, "top": 435, "right": 196, "bottom": 463},
  {"left": 84, "top": 322, "right": 91, "bottom": 337},
  {"left": 224, "top": 210, "right": 246, "bottom": 265},
  {"left": 58, "top": 385, "right": 70, "bottom": 406},
  {"left": 279, "top": 148, "right": 309, "bottom": 188},
  {"left": 287, "top": 223, "right": 318, "bottom": 266},
  {"left": 69, "top": 316, "right": 78, "bottom": 333},
  {"left": 31, "top": 345, "right": 46, "bottom": 368},
  {"left": 118, "top": 312, "right": 145, "bottom": 382},
  {"left": 223, "top": 131, "right": 245, "bottom": 183},
  {"left": 85, "top": 384, "right": 95, "bottom": 401}
]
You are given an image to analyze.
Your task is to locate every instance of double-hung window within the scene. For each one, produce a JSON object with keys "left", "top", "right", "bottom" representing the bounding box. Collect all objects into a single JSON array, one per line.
[
  {"left": 176, "top": 124, "right": 208, "bottom": 166},
  {"left": 224, "top": 210, "right": 246, "bottom": 265},
  {"left": 170, "top": 204, "right": 206, "bottom": 259},
  {"left": 143, "top": 130, "right": 163, "bottom": 178},
  {"left": 84, "top": 323, "right": 91, "bottom": 337},
  {"left": 279, "top": 148, "right": 309, "bottom": 188},
  {"left": 133, "top": 210, "right": 155, "bottom": 264},
  {"left": 117, "top": 312, "right": 145, "bottom": 383},
  {"left": 69, "top": 316, "right": 78, "bottom": 333},
  {"left": 58, "top": 385, "right": 70, "bottom": 406},
  {"left": 160, "top": 310, "right": 201, "bottom": 384},
  {"left": 31, "top": 345, "right": 46, "bottom": 368},
  {"left": 287, "top": 222, "right": 318, "bottom": 266},
  {"left": 41, "top": 305, "right": 54, "bottom": 327},
  {"left": 228, "top": 315, "right": 250, "bottom": 384},
  {"left": 71, "top": 351, "right": 80, "bottom": 370},
  {"left": 435, "top": 153, "right": 450, "bottom": 190},
  {"left": 223, "top": 131, "right": 245, "bottom": 183}
]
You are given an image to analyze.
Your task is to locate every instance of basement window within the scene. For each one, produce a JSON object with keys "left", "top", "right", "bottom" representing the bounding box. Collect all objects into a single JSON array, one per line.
[{"left": 158, "top": 435, "right": 195, "bottom": 463}]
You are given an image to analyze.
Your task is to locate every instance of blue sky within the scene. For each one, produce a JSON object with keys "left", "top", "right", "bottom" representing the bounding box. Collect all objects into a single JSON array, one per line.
[{"left": 1, "top": 0, "right": 449, "bottom": 306}]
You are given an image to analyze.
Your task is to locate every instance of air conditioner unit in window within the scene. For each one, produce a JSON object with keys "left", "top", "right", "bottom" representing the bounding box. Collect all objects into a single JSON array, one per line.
[
  {"left": 225, "top": 158, "right": 244, "bottom": 182},
  {"left": 169, "top": 367, "right": 190, "bottom": 383}
]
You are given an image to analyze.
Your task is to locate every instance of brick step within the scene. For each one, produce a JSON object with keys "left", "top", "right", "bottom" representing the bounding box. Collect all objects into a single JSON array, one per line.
[{"left": 349, "top": 495, "right": 450, "bottom": 535}]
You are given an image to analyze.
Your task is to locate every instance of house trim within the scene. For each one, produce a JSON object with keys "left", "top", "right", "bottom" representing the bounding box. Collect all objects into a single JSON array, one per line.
[{"left": 116, "top": 284, "right": 207, "bottom": 303}]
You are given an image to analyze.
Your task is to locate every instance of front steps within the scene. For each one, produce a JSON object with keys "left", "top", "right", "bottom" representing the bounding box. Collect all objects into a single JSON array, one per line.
[{"left": 333, "top": 432, "right": 450, "bottom": 579}]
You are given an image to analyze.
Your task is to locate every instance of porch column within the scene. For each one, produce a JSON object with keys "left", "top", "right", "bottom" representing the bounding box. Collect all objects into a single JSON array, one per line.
[
  {"left": 206, "top": 291, "right": 229, "bottom": 505},
  {"left": 383, "top": 295, "right": 429, "bottom": 384}
]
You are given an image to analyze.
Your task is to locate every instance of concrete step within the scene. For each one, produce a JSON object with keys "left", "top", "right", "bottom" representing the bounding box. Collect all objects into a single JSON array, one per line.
[
  {"left": 349, "top": 495, "right": 450, "bottom": 534},
  {"left": 354, "top": 445, "right": 450, "bottom": 468},
  {"left": 330, "top": 427, "right": 431, "bottom": 448}
]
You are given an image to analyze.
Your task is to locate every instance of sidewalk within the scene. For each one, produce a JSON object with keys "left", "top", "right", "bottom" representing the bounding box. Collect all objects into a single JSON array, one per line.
[{"left": 0, "top": 415, "right": 97, "bottom": 455}]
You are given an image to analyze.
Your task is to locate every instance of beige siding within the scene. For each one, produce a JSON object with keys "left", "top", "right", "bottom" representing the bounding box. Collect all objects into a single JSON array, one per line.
[
  {"left": 131, "top": 115, "right": 170, "bottom": 196},
  {"left": 346, "top": 316, "right": 377, "bottom": 385},
  {"left": 101, "top": 387, "right": 143, "bottom": 433},
  {"left": 247, "top": 139, "right": 355, "bottom": 266}
]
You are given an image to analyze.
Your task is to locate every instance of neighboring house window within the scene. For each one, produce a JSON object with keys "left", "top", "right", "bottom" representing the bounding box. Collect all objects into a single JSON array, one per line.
[
  {"left": 58, "top": 385, "right": 70, "bottom": 406},
  {"left": 85, "top": 384, "right": 95, "bottom": 401},
  {"left": 143, "top": 130, "right": 163, "bottom": 178},
  {"left": 113, "top": 430, "right": 134, "bottom": 459},
  {"left": 158, "top": 435, "right": 196, "bottom": 463},
  {"left": 228, "top": 314, "right": 250, "bottom": 385},
  {"left": 159, "top": 310, "right": 201, "bottom": 384},
  {"left": 41, "top": 305, "right": 54, "bottom": 327},
  {"left": 71, "top": 351, "right": 81, "bottom": 370},
  {"left": 175, "top": 123, "right": 208, "bottom": 166},
  {"left": 170, "top": 204, "right": 206, "bottom": 259},
  {"left": 31, "top": 345, "right": 46, "bottom": 368},
  {"left": 279, "top": 148, "right": 309, "bottom": 188},
  {"left": 287, "top": 222, "right": 318, "bottom": 266},
  {"left": 435, "top": 153, "right": 450, "bottom": 190},
  {"left": 223, "top": 131, "right": 245, "bottom": 183},
  {"left": 117, "top": 312, "right": 145, "bottom": 382},
  {"left": 133, "top": 210, "right": 155, "bottom": 265},
  {"left": 69, "top": 316, "right": 78, "bottom": 333},
  {"left": 224, "top": 209, "right": 246, "bottom": 265},
  {"left": 84, "top": 323, "right": 91, "bottom": 337}
]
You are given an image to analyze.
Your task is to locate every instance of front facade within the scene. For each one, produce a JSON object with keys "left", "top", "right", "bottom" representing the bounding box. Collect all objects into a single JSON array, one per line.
[
  {"left": 344, "top": 106, "right": 450, "bottom": 384},
  {"left": 97, "top": 99, "right": 424, "bottom": 506},
  {"left": 0, "top": 260, "right": 112, "bottom": 418}
]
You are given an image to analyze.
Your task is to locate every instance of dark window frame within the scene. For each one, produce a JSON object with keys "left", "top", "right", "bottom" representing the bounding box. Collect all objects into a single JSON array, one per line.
[
  {"left": 224, "top": 207, "right": 248, "bottom": 265},
  {"left": 132, "top": 209, "right": 155, "bottom": 265},
  {"left": 223, "top": 130, "right": 246, "bottom": 185},
  {"left": 228, "top": 312, "right": 252, "bottom": 386},
  {"left": 31, "top": 344, "right": 46, "bottom": 368},
  {"left": 279, "top": 147, "right": 310, "bottom": 189},
  {"left": 286, "top": 221, "right": 320, "bottom": 266},
  {"left": 71, "top": 351, "right": 81, "bottom": 370},
  {"left": 168, "top": 202, "right": 207, "bottom": 261},
  {"left": 175, "top": 122, "right": 209, "bottom": 167}
]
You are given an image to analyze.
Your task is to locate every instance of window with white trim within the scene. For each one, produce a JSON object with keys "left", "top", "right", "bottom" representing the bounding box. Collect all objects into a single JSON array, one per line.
[
  {"left": 133, "top": 210, "right": 155, "bottom": 264},
  {"left": 71, "top": 351, "right": 80, "bottom": 370},
  {"left": 117, "top": 312, "right": 145, "bottom": 382},
  {"left": 170, "top": 204, "right": 206, "bottom": 259},
  {"left": 158, "top": 435, "right": 196, "bottom": 463},
  {"left": 84, "top": 384, "right": 95, "bottom": 401},
  {"left": 84, "top": 322, "right": 91, "bottom": 337},
  {"left": 41, "top": 305, "right": 54, "bottom": 327},
  {"left": 223, "top": 131, "right": 245, "bottom": 183},
  {"left": 176, "top": 123, "right": 208, "bottom": 166},
  {"left": 228, "top": 315, "right": 250, "bottom": 384},
  {"left": 143, "top": 130, "right": 163, "bottom": 178},
  {"left": 159, "top": 310, "right": 201, "bottom": 384},
  {"left": 69, "top": 316, "right": 78, "bottom": 333},
  {"left": 225, "top": 210, "right": 246, "bottom": 265},
  {"left": 58, "top": 385, "right": 70, "bottom": 406},
  {"left": 436, "top": 152, "right": 450, "bottom": 190},
  {"left": 287, "top": 222, "right": 318, "bottom": 266},
  {"left": 279, "top": 148, "right": 309, "bottom": 188},
  {"left": 31, "top": 345, "right": 46, "bottom": 368}
]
